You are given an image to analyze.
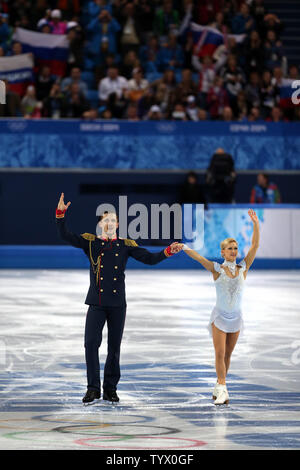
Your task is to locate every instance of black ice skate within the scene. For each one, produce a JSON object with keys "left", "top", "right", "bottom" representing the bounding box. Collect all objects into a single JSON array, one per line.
[
  {"left": 103, "top": 390, "right": 119, "bottom": 402},
  {"left": 82, "top": 389, "right": 100, "bottom": 405}
]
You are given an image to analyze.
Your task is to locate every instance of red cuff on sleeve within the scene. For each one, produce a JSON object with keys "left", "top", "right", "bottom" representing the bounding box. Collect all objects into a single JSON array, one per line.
[
  {"left": 164, "top": 246, "right": 174, "bottom": 257},
  {"left": 56, "top": 209, "right": 66, "bottom": 218}
]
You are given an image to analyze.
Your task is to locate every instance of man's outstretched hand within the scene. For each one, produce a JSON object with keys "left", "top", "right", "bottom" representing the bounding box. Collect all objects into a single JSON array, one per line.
[{"left": 57, "top": 192, "right": 71, "bottom": 212}]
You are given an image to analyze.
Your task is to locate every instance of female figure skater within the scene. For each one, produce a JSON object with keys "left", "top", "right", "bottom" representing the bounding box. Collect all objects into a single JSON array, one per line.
[{"left": 181, "top": 209, "right": 260, "bottom": 405}]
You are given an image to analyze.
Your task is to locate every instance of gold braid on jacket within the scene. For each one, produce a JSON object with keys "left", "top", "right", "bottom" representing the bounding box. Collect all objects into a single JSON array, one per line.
[{"left": 81, "top": 233, "right": 101, "bottom": 283}]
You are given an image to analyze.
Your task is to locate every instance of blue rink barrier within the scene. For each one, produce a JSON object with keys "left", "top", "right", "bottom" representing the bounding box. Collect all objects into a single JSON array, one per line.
[
  {"left": 0, "top": 245, "right": 299, "bottom": 269},
  {"left": 1, "top": 119, "right": 300, "bottom": 169},
  {"left": 1, "top": 204, "right": 300, "bottom": 269}
]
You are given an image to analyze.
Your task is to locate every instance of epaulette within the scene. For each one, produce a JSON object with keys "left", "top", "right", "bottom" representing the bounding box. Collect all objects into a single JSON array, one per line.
[
  {"left": 81, "top": 233, "right": 96, "bottom": 241},
  {"left": 124, "top": 238, "right": 138, "bottom": 247}
]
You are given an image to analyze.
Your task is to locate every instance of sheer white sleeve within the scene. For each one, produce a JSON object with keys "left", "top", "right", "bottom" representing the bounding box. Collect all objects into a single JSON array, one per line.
[
  {"left": 213, "top": 262, "right": 221, "bottom": 273},
  {"left": 238, "top": 259, "right": 247, "bottom": 271}
]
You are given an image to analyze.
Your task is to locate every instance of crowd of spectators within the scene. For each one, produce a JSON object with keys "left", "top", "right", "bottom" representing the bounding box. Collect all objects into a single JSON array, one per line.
[{"left": 0, "top": 0, "right": 299, "bottom": 121}]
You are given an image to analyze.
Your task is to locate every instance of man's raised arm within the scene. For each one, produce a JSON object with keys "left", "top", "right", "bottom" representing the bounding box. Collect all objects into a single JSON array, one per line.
[{"left": 56, "top": 192, "right": 88, "bottom": 249}]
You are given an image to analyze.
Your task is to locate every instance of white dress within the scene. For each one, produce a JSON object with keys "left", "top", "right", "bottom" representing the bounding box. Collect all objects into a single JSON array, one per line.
[{"left": 208, "top": 260, "right": 247, "bottom": 336}]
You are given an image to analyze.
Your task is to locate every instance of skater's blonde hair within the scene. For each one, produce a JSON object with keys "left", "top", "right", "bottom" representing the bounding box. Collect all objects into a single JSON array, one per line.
[{"left": 220, "top": 238, "right": 238, "bottom": 250}]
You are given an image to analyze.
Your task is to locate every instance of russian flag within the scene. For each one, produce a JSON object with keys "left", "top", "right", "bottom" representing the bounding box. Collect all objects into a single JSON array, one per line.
[
  {"left": 190, "top": 23, "right": 224, "bottom": 57},
  {"left": 188, "top": 22, "right": 245, "bottom": 58},
  {"left": 278, "top": 79, "right": 299, "bottom": 108},
  {"left": 0, "top": 53, "right": 34, "bottom": 96},
  {"left": 13, "top": 28, "right": 69, "bottom": 77}
]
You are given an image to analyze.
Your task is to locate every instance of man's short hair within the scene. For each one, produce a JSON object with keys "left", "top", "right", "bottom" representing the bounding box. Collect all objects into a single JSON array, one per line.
[{"left": 97, "top": 211, "right": 119, "bottom": 223}]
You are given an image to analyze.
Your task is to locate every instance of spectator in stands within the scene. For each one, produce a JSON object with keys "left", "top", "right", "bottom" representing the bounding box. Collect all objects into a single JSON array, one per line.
[
  {"left": 67, "top": 23, "right": 85, "bottom": 71},
  {"left": 179, "top": 170, "right": 206, "bottom": 205},
  {"left": 21, "top": 85, "right": 42, "bottom": 118},
  {"left": 260, "top": 69, "right": 279, "bottom": 118},
  {"left": 57, "top": 0, "right": 80, "bottom": 21},
  {"left": 234, "top": 90, "right": 248, "bottom": 120},
  {"left": 147, "top": 104, "right": 162, "bottom": 120},
  {"left": 222, "top": 106, "right": 233, "bottom": 121},
  {"left": 39, "top": 21, "right": 53, "bottom": 34},
  {"left": 266, "top": 106, "right": 287, "bottom": 122},
  {"left": 11, "top": 41, "right": 23, "bottom": 55},
  {"left": 98, "top": 65, "right": 128, "bottom": 103},
  {"left": 210, "top": 11, "right": 226, "bottom": 33},
  {"left": 95, "top": 52, "right": 118, "bottom": 82},
  {"left": 288, "top": 64, "right": 299, "bottom": 80},
  {"left": 151, "top": 69, "right": 177, "bottom": 115},
  {"left": 0, "top": 79, "right": 21, "bottom": 117},
  {"left": 250, "top": 173, "right": 281, "bottom": 203},
  {"left": 231, "top": 3, "right": 255, "bottom": 35},
  {"left": 207, "top": 76, "right": 229, "bottom": 120},
  {"left": 126, "top": 67, "right": 149, "bottom": 103},
  {"left": 153, "top": 0, "right": 180, "bottom": 38},
  {"left": 6, "top": 1, "right": 30, "bottom": 28},
  {"left": 125, "top": 103, "right": 140, "bottom": 121},
  {"left": 116, "top": 1, "right": 142, "bottom": 55},
  {"left": 37, "top": 9, "right": 52, "bottom": 30},
  {"left": 173, "top": 68, "right": 198, "bottom": 104},
  {"left": 50, "top": 9, "right": 67, "bottom": 35},
  {"left": 194, "top": 0, "right": 223, "bottom": 26},
  {"left": 87, "top": 0, "right": 113, "bottom": 20},
  {"left": 157, "top": 31, "right": 184, "bottom": 73},
  {"left": 247, "top": 106, "right": 262, "bottom": 122},
  {"left": 205, "top": 148, "right": 236, "bottom": 203},
  {"left": 61, "top": 66, "right": 88, "bottom": 97},
  {"left": 193, "top": 52, "right": 228, "bottom": 109},
  {"left": 16, "top": 14, "right": 31, "bottom": 30},
  {"left": 120, "top": 50, "right": 140, "bottom": 79},
  {"left": 36, "top": 65, "right": 55, "bottom": 101},
  {"left": 30, "top": 2, "right": 50, "bottom": 30},
  {"left": 62, "top": 82, "right": 90, "bottom": 118},
  {"left": 244, "top": 30, "right": 264, "bottom": 76},
  {"left": 100, "top": 108, "right": 113, "bottom": 119},
  {"left": 245, "top": 70, "right": 261, "bottom": 110},
  {"left": 198, "top": 108, "right": 208, "bottom": 120},
  {"left": 264, "top": 29, "right": 284, "bottom": 70},
  {"left": 262, "top": 13, "right": 283, "bottom": 39},
  {"left": 83, "top": 108, "right": 99, "bottom": 120},
  {"left": 42, "top": 82, "right": 65, "bottom": 119},
  {"left": 181, "top": 31, "right": 194, "bottom": 69},
  {"left": 134, "top": 0, "right": 155, "bottom": 41},
  {"left": 250, "top": 0, "right": 268, "bottom": 36},
  {"left": 170, "top": 102, "right": 187, "bottom": 121},
  {"left": 137, "top": 86, "right": 156, "bottom": 119},
  {"left": 220, "top": 54, "right": 245, "bottom": 108},
  {"left": 86, "top": 8, "right": 120, "bottom": 59},
  {"left": 139, "top": 34, "right": 160, "bottom": 75},
  {"left": 185, "top": 95, "right": 200, "bottom": 121},
  {"left": 0, "top": 12, "right": 10, "bottom": 50}
]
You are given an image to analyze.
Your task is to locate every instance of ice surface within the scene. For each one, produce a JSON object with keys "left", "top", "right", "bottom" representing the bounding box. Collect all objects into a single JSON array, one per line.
[{"left": 0, "top": 269, "right": 300, "bottom": 450}]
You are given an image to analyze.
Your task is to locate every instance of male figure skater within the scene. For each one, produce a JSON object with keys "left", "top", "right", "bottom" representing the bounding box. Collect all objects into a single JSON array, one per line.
[{"left": 56, "top": 193, "right": 181, "bottom": 404}]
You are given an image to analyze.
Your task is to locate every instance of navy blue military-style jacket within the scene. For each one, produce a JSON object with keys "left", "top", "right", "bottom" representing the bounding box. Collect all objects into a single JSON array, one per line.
[{"left": 56, "top": 217, "right": 172, "bottom": 307}]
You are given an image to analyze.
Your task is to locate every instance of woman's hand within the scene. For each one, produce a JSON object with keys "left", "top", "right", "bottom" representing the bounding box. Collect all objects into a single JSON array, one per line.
[
  {"left": 57, "top": 192, "right": 71, "bottom": 212},
  {"left": 169, "top": 242, "right": 184, "bottom": 254},
  {"left": 248, "top": 208, "right": 259, "bottom": 224}
]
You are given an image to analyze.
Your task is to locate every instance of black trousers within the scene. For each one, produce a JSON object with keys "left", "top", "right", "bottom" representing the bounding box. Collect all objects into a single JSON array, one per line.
[{"left": 84, "top": 305, "right": 126, "bottom": 392}]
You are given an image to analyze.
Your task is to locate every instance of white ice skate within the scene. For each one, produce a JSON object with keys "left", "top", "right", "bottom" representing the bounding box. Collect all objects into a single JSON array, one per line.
[
  {"left": 212, "top": 382, "right": 218, "bottom": 400},
  {"left": 214, "top": 384, "right": 229, "bottom": 405}
]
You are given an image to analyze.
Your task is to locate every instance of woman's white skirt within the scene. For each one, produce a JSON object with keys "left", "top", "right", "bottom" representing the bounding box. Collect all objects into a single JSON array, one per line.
[{"left": 208, "top": 306, "right": 244, "bottom": 336}]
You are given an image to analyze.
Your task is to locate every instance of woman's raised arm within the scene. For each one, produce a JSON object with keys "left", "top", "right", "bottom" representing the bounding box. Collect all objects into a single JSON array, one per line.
[{"left": 244, "top": 209, "right": 260, "bottom": 271}]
